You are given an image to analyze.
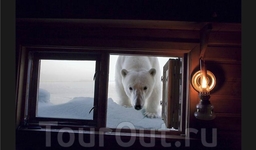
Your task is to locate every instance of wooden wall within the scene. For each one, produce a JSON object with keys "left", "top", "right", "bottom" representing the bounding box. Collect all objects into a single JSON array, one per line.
[
  {"left": 188, "top": 23, "right": 241, "bottom": 150},
  {"left": 15, "top": 19, "right": 241, "bottom": 149}
]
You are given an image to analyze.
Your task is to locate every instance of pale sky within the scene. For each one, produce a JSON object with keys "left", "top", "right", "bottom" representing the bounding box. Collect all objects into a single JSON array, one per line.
[{"left": 39, "top": 60, "right": 96, "bottom": 82}]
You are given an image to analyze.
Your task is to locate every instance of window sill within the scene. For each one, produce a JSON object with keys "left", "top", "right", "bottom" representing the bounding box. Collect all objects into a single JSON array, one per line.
[
  {"left": 17, "top": 127, "right": 196, "bottom": 141},
  {"left": 16, "top": 127, "right": 201, "bottom": 149}
]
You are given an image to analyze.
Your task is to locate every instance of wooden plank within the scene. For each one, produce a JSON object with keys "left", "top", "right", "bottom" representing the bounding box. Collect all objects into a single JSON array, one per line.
[
  {"left": 171, "top": 59, "right": 181, "bottom": 129},
  {"left": 209, "top": 95, "right": 241, "bottom": 113},
  {"left": 213, "top": 114, "right": 241, "bottom": 131},
  {"left": 221, "top": 64, "right": 242, "bottom": 79},
  {"left": 15, "top": 47, "right": 29, "bottom": 127},
  {"left": 17, "top": 26, "right": 201, "bottom": 40},
  {"left": 208, "top": 31, "right": 241, "bottom": 46},
  {"left": 16, "top": 18, "right": 206, "bottom": 30},
  {"left": 204, "top": 47, "right": 241, "bottom": 62},
  {"left": 211, "top": 23, "right": 241, "bottom": 32},
  {"left": 16, "top": 38, "right": 197, "bottom": 55},
  {"left": 97, "top": 53, "right": 109, "bottom": 128},
  {"left": 162, "top": 61, "right": 172, "bottom": 128},
  {"left": 212, "top": 80, "right": 241, "bottom": 97},
  {"left": 161, "top": 59, "right": 181, "bottom": 129}
]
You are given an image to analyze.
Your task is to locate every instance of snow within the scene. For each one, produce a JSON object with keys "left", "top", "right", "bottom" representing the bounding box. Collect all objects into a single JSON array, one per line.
[{"left": 37, "top": 82, "right": 170, "bottom": 130}]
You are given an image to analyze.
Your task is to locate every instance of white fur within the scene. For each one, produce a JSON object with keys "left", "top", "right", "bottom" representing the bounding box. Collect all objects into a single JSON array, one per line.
[{"left": 115, "top": 55, "right": 161, "bottom": 118}]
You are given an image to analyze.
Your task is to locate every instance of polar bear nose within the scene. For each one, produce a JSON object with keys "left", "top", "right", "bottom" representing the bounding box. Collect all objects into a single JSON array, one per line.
[{"left": 135, "top": 105, "right": 142, "bottom": 110}]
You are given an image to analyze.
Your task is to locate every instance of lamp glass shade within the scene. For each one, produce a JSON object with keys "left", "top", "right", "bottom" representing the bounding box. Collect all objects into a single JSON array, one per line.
[{"left": 191, "top": 70, "right": 216, "bottom": 93}]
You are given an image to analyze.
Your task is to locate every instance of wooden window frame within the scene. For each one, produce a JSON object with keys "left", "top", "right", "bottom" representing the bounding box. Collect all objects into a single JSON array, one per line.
[
  {"left": 16, "top": 45, "right": 189, "bottom": 136},
  {"left": 27, "top": 50, "right": 106, "bottom": 127}
]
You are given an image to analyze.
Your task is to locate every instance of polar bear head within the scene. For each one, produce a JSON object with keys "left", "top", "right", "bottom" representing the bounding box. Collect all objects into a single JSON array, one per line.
[{"left": 121, "top": 68, "right": 157, "bottom": 110}]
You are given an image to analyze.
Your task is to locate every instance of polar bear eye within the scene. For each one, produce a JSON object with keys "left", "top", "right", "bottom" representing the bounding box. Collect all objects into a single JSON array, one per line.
[
  {"left": 143, "top": 86, "right": 147, "bottom": 90},
  {"left": 129, "top": 87, "right": 133, "bottom": 90}
]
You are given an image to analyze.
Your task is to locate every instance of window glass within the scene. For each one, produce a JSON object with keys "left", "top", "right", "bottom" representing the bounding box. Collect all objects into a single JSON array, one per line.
[
  {"left": 107, "top": 55, "right": 179, "bottom": 131},
  {"left": 37, "top": 60, "right": 96, "bottom": 120}
]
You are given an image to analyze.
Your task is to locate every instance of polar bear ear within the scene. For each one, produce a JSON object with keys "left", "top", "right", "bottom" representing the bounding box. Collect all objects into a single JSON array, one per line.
[
  {"left": 121, "top": 69, "right": 129, "bottom": 77},
  {"left": 149, "top": 68, "right": 156, "bottom": 76}
]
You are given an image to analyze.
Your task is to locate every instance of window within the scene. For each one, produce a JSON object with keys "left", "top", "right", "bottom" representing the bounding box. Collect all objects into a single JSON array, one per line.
[
  {"left": 16, "top": 46, "right": 188, "bottom": 136},
  {"left": 19, "top": 50, "right": 108, "bottom": 127},
  {"left": 106, "top": 55, "right": 182, "bottom": 131},
  {"left": 37, "top": 59, "right": 96, "bottom": 120}
]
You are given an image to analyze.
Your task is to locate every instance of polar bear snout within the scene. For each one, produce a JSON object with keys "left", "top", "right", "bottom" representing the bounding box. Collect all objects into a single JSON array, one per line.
[
  {"left": 135, "top": 104, "right": 142, "bottom": 110},
  {"left": 133, "top": 96, "right": 145, "bottom": 110},
  {"left": 132, "top": 90, "right": 145, "bottom": 110}
]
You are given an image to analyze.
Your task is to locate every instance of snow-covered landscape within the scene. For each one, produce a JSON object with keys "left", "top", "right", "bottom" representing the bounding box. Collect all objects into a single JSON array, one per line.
[{"left": 38, "top": 81, "right": 169, "bottom": 130}]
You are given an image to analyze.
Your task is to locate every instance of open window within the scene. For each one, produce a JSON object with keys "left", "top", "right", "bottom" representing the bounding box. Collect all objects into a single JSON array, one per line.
[
  {"left": 106, "top": 55, "right": 183, "bottom": 131},
  {"left": 161, "top": 58, "right": 182, "bottom": 129},
  {"left": 16, "top": 47, "right": 188, "bottom": 136}
]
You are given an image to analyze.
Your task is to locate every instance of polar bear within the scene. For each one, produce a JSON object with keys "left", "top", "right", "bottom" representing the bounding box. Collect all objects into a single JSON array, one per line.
[{"left": 115, "top": 55, "right": 161, "bottom": 118}]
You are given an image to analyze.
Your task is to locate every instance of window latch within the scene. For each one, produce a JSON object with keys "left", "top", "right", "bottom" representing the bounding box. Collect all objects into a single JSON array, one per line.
[
  {"left": 93, "top": 72, "right": 98, "bottom": 80},
  {"left": 89, "top": 106, "right": 95, "bottom": 114}
]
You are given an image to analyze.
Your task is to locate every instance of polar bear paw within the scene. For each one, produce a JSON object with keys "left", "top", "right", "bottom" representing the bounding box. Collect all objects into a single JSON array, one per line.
[
  {"left": 144, "top": 111, "right": 160, "bottom": 118},
  {"left": 120, "top": 102, "right": 132, "bottom": 108},
  {"left": 123, "top": 105, "right": 132, "bottom": 108}
]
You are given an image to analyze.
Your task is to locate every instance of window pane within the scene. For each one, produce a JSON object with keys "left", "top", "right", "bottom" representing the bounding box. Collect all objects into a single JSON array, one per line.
[
  {"left": 107, "top": 55, "right": 178, "bottom": 130},
  {"left": 37, "top": 60, "right": 95, "bottom": 120}
]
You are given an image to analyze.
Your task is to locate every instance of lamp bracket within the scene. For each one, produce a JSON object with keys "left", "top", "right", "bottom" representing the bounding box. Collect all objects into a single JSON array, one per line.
[{"left": 200, "top": 23, "right": 212, "bottom": 59}]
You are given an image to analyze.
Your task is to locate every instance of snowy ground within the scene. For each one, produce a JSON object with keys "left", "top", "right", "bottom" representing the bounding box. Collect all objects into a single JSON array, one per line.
[{"left": 38, "top": 81, "right": 171, "bottom": 130}]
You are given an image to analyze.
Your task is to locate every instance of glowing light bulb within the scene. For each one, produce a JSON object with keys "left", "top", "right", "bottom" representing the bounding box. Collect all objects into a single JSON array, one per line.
[
  {"left": 191, "top": 70, "right": 216, "bottom": 93},
  {"left": 201, "top": 75, "right": 207, "bottom": 90}
]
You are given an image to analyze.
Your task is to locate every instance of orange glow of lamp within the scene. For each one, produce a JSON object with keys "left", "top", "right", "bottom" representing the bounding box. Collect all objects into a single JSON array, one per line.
[{"left": 191, "top": 59, "right": 216, "bottom": 120}]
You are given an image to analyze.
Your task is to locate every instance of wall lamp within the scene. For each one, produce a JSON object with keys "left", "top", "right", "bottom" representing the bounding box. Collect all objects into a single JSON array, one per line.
[{"left": 191, "top": 58, "right": 216, "bottom": 120}]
